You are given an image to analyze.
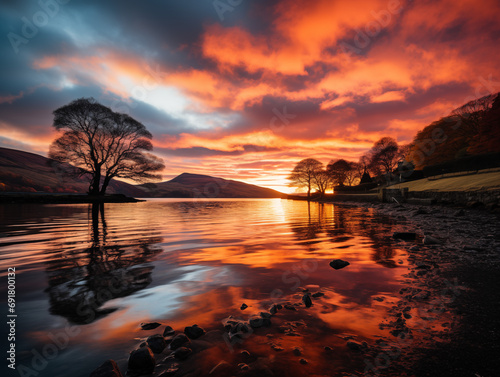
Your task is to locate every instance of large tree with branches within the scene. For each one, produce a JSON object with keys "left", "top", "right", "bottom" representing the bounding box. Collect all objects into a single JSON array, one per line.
[
  {"left": 49, "top": 98, "right": 165, "bottom": 196},
  {"left": 288, "top": 158, "right": 325, "bottom": 200}
]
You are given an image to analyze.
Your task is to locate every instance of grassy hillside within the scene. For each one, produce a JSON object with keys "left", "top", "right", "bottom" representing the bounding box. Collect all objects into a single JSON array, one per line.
[{"left": 0, "top": 147, "right": 145, "bottom": 196}]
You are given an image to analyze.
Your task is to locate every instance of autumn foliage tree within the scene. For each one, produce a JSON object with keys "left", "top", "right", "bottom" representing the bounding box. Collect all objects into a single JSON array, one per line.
[{"left": 49, "top": 98, "right": 165, "bottom": 196}]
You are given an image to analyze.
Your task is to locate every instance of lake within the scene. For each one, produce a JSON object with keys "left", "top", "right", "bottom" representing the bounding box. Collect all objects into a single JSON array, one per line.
[{"left": 0, "top": 198, "right": 411, "bottom": 376}]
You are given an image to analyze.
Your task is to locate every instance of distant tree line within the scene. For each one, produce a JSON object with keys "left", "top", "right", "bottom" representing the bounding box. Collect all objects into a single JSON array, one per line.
[{"left": 288, "top": 137, "right": 409, "bottom": 199}]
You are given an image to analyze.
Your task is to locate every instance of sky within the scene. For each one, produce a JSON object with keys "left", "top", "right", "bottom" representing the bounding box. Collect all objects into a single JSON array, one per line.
[{"left": 1, "top": 0, "right": 500, "bottom": 193}]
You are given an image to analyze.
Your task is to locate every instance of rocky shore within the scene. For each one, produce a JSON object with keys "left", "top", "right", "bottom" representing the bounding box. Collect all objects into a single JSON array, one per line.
[{"left": 90, "top": 201, "right": 500, "bottom": 377}]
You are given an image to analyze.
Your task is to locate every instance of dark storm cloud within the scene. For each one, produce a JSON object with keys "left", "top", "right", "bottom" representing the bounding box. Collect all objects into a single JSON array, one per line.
[{"left": 157, "top": 144, "right": 280, "bottom": 158}]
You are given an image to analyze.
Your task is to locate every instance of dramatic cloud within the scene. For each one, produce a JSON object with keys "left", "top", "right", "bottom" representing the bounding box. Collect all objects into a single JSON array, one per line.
[{"left": 1, "top": 0, "right": 499, "bottom": 192}]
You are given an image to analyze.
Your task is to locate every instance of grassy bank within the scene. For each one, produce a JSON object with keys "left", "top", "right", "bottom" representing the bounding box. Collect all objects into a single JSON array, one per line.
[{"left": 388, "top": 170, "right": 500, "bottom": 192}]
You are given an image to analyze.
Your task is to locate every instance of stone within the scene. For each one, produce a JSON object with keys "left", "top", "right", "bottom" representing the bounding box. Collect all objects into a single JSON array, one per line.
[
  {"left": 329, "top": 259, "right": 350, "bottom": 270},
  {"left": 260, "top": 311, "right": 272, "bottom": 319},
  {"left": 240, "top": 350, "right": 251, "bottom": 358},
  {"left": 271, "top": 344, "right": 284, "bottom": 351},
  {"left": 453, "top": 209, "right": 465, "bottom": 216},
  {"left": 392, "top": 232, "right": 417, "bottom": 241},
  {"left": 163, "top": 325, "right": 175, "bottom": 337},
  {"left": 312, "top": 292, "right": 324, "bottom": 298},
  {"left": 90, "top": 360, "right": 123, "bottom": 377},
  {"left": 346, "top": 341, "right": 362, "bottom": 351},
  {"left": 423, "top": 235, "right": 441, "bottom": 245},
  {"left": 240, "top": 303, "right": 248, "bottom": 310},
  {"left": 140, "top": 322, "right": 161, "bottom": 330},
  {"left": 249, "top": 315, "right": 270, "bottom": 328},
  {"left": 158, "top": 364, "right": 180, "bottom": 377},
  {"left": 170, "top": 333, "right": 190, "bottom": 350},
  {"left": 284, "top": 304, "right": 297, "bottom": 311},
  {"left": 324, "top": 346, "right": 332, "bottom": 351},
  {"left": 238, "top": 363, "right": 250, "bottom": 370},
  {"left": 269, "top": 304, "right": 279, "bottom": 315},
  {"left": 299, "top": 358, "right": 308, "bottom": 364},
  {"left": 184, "top": 324, "right": 205, "bottom": 339},
  {"left": 128, "top": 347, "right": 155, "bottom": 375},
  {"left": 147, "top": 334, "right": 167, "bottom": 354},
  {"left": 173, "top": 346, "right": 192, "bottom": 360},
  {"left": 209, "top": 360, "right": 233, "bottom": 375},
  {"left": 302, "top": 294, "right": 312, "bottom": 308},
  {"left": 293, "top": 347, "right": 302, "bottom": 356}
]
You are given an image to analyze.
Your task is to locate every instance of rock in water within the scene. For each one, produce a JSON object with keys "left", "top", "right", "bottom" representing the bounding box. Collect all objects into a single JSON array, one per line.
[
  {"left": 329, "top": 259, "right": 350, "bottom": 270},
  {"left": 147, "top": 334, "right": 167, "bottom": 354},
  {"left": 184, "top": 324, "right": 205, "bottom": 339},
  {"left": 423, "top": 235, "right": 441, "bottom": 245},
  {"left": 240, "top": 303, "right": 248, "bottom": 310},
  {"left": 90, "top": 360, "right": 123, "bottom": 377},
  {"left": 173, "top": 347, "right": 192, "bottom": 360},
  {"left": 302, "top": 294, "right": 312, "bottom": 308},
  {"left": 163, "top": 325, "right": 175, "bottom": 337},
  {"left": 140, "top": 322, "right": 161, "bottom": 330},
  {"left": 346, "top": 341, "right": 362, "bottom": 351},
  {"left": 392, "top": 232, "right": 417, "bottom": 241},
  {"left": 128, "top": 347, "right": 155, "bottom": 375},
  {"left": 293, "top": 347, "right": 303, "bottom": 356},
  {"left": 170, "top": 333, "right": 190, "bottom": 350}
]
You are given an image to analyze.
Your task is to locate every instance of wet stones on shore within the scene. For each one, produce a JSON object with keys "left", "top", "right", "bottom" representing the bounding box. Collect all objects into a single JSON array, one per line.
[
  {"left": 169, "top": 333, "right": 190, "bottom": 350},
  {"left": 128, "top": 347, "right": 155, "bottom": 375},
  {"left": 173, "top": 346, "right": 192, "bottom": 360},
  {"left": 162, "top": 325, "right": 175, "bottom": 337},
  {"left": 147, "top": 334, "right": 168, "bottom": 354},
  {"left": 90, "top": 360, "right": 123, "bottom": 377},
  {"left": 184, "top": 324, "right": 205, "bottom": 339}
]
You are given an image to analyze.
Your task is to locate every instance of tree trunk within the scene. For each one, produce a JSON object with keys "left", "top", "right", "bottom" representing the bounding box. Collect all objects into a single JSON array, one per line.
[
  {"left": 99, "top": 175, "right": 112, "bottom": 196},
  {"left": 89, "top": 171, "right": 101, "bottom": 195},
  {"left": 307, "top": 187, "right": 311, "bottom": 201}
]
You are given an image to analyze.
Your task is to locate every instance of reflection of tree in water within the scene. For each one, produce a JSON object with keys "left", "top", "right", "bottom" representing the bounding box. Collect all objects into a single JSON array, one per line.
[
  {"left": 289, "top": 202, "right": 324, "bottom": 246},
  {"left": 45, "top": 203, "right": 163, "bottom": 324},
  {"left": 290, "top": 203, "right": 398, "bottom": 267}
]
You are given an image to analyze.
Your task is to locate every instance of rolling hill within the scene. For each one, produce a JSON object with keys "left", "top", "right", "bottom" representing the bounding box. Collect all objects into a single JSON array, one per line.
[{"left": 137, "top": 172, "right": 287, "bottom": 198}]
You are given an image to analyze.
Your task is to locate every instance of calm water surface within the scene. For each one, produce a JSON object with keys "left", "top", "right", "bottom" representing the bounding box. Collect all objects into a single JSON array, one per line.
[{"left": 0, "top": 199, "right": 410, "bottom": 376}]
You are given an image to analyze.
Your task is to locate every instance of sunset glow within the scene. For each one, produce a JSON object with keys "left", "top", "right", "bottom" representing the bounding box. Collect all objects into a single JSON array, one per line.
[{"left": 1, "top": 0, "right": 500, "bottom": 192}]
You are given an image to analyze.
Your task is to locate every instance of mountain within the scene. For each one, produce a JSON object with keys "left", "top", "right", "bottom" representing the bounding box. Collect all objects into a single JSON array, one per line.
[
  {"left": 0, "top": 148, "right": 286, "bottom": 198},
  {"left": 0, "top": 147, "right": 145, "bottom": 197},
  {"left": 137, "top": 172, "right": 287, "bottom": 198}
]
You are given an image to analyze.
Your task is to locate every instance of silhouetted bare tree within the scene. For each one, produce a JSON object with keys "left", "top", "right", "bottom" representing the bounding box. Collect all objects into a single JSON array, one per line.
[
  {"left": 326, "top": 159, "right": 352, "bottom": 186},
  {"left": 49, "top": 98, "right": 165, "bottom": 195},
  {"left": 288, "top": 158, "right": 324, "bottom": 200},
  {"left": 368, "top": 137, "right": 401, "bottom": 181}
]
